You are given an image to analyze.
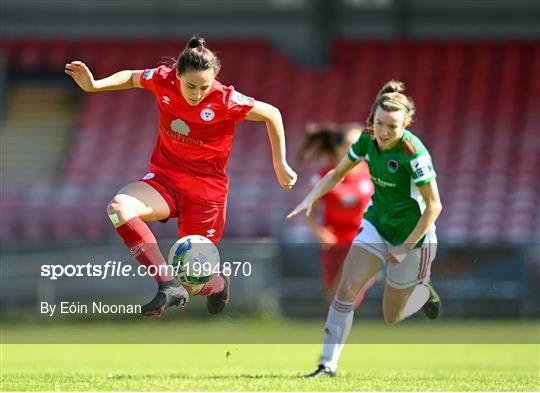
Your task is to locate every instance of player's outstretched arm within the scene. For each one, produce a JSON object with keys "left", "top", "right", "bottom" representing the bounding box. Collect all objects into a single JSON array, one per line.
[
  {"left": 287, "top": 154, "right": 357, "bottom": 219},
  {"left": 65, "top": 61, "right": 143, "bottom": 92},
  {"left": 245, "top": 100, "right": 297, "bottom": 189},
  {"left": 304, "top": 200, "right": 338, "bottom": 249}
]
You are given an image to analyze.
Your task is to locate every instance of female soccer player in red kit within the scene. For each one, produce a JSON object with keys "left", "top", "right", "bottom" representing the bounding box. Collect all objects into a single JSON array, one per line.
[
  {"left": 297, "top": 123, "right": 376, "bottom": 308},
  {"left": 65, "top": 36, "right": 297, "bottom": 317}
]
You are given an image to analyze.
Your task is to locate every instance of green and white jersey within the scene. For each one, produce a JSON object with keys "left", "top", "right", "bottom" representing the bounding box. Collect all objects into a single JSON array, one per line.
[{"left": 348, "top": 129, "right": 436, "bottom": 246}]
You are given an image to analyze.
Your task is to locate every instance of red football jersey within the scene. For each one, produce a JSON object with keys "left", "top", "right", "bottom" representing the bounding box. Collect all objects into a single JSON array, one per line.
[
  {"left": 316, "top": 161, "right": 373, "bottom": 243},
  {"left": 139, "top": 65, "right": 255, "bottom": 205}
]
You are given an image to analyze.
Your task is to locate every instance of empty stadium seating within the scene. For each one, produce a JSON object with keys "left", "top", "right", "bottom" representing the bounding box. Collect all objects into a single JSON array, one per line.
[{"left": 1, "top": 38, "right": 538, "bottom": 242}]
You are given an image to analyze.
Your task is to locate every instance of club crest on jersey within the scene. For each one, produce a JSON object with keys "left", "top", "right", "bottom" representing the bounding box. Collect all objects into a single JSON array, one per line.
[
  {"left": 171, "top": 119, "right": 190, "bottom": 135},
  {"left": 200, "top": 107, "right": 215, "bottom": 122},
  {"left": 387, "top": 159, "right": 399, "bottom": 173}
]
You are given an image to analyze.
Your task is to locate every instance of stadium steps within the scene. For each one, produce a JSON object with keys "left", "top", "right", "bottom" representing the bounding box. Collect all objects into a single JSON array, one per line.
[{"left": 0, "top": 84, "right": 79, "bottom": 186}]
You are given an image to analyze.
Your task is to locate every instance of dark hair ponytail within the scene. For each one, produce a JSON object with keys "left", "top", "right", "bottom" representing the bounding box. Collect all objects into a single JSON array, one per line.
[
  {"left": 176, "top": 35, "right": 221, "bottom": 75},
  {"left": 188, "top": 36, "right": 206, "bottom": 49},
  {"left": 296, "top": 123, "right": 344, "bottom": 164}
]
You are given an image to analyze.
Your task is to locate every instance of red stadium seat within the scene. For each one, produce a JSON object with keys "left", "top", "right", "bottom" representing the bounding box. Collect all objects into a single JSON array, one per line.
[{"left": 2, "top": 38, "right": 538, "bottom": 242}]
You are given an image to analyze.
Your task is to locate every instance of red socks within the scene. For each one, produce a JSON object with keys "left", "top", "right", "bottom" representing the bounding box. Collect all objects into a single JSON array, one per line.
[
  {"left": 115, "top": 217, "right": 173, "bottom": 283},
  {"left": 197, "top": 274, "right": 225, "bottom": 296},
  {"left": 116, "top": 217, "right": 225, "bottom": 293}
]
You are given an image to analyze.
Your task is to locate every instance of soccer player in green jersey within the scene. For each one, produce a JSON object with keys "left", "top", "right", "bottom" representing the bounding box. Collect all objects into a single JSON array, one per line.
[{"left": 288, "top": 80, "right": 442, "bottom": 377}]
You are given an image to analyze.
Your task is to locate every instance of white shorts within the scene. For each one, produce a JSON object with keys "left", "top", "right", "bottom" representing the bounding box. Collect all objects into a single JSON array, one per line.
[{"left": 352, "top": 219, "right": 437, "bottom": 289}]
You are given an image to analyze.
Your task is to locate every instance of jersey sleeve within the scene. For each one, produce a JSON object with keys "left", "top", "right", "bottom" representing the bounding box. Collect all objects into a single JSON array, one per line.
[
  {"left": 347, "top": 132, "right": 370, "bottom": 163},
  {"left": 408, "top": 147, "right": 437, "bottom": 186},
  {"left": 139, "top": 66, "right": 164, "bottom": 92},
  {"left": 225, "top": 88, "right": 255, "bottom": 121}
]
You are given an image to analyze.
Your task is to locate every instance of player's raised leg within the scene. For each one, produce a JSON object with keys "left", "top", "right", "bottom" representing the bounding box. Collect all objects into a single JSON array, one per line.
[
  {"left": 383, "top": 241, "right": 440, "bottom": 324},
  {"left": 107, "top": 181, "right": 172, "bottom": 279},
  {"left": 382, "top": 281, "right": 440, "bottom": 324},
  {"left": 307, "top": 245, "right": 383, "bottom": 377},
  {"left": 382, "top": 284, "right": 418, "bottom": 324},
  {"left": 107, "top": 181, "right": 189, "bottom": 317}
]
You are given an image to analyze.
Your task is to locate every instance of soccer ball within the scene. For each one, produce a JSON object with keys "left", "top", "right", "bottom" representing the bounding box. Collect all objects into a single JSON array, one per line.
[{"left": 168, "top": 235, "right": 220, "bottom": 285}]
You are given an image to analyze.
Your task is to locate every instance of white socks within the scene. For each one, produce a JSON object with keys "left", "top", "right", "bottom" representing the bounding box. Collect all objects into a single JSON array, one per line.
[
  {"left": 400, "top": 283, "right": 430, "bottom": 321},
  {"left": 319, "top": 285, "right": 430, "bottom": 371},
  {"left": 320, "top": 298, "right": 354, "bottom": 372}
]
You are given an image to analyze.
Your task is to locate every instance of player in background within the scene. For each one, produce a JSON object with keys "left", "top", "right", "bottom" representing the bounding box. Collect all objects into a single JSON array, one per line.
[
  {"left": 296, "top": 123, "right": 376, "bottom": 309},
  {"left": 65, "top": 36, "right": 297, "bottom": 317},
  {"left": 288, "top": 81, "right": 442, "bottom": 377}
]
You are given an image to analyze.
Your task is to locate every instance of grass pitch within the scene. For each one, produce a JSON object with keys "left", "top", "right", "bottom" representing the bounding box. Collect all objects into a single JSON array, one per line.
[{"left": 1, "top": 320, "right": 538, "bottom": 391}]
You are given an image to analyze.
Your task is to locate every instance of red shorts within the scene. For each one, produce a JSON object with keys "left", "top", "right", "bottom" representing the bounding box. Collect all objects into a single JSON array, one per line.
[
  {"left": 319, "top": 227, "right": 359, "bottom": 287},
  {"left": 320, "top": 243, "right": 351, "bottom": 287},
  {"left": 141, "top": 171, "right": 226, "bottom": 244}
]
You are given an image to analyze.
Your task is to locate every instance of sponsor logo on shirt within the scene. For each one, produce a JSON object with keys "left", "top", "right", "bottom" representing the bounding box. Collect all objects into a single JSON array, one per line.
[
  {"left": 165, "top": 130, "right": 204, "bottom": 145},
  {"left": 171, "top": 119, "right": 190, "bottom": 136},
  {"left": 387, "top": 159, "right": 399, "bottom": 173},
  {"left": 167, "top": 119, "right": 205, "bottom": 145},
  {"left": 200, "top": 107, "right": 215, "bottom": 121},
  {"left": 370, "top": 176, "right": 396, "bottom": 188},
  {"left": 144, "top": 68, "right": 156, "bottom": 80}
]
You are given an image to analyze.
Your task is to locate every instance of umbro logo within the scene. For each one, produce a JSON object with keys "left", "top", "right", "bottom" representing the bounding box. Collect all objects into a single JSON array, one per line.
[
  {"left": 130, "top": 244, "right": 144, "bottom": 257},
  {"left": 206, "top": 229, "right": 216, "bottom": 238},
  {"left": 162, "top": 96, "right": 171, "bottom": 105}
]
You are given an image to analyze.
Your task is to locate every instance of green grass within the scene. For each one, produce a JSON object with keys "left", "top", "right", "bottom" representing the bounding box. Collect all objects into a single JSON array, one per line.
[
  {"left": 2, "top": 318, "right": 538, "bottom": 344},
  {"left": 1, "top": 320, "right": 539, "bottom": 391}
]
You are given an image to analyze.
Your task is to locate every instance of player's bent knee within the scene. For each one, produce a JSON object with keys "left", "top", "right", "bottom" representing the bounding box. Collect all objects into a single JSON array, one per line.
[
  {"left": 106, "top": 196, "right": 137, "bottom": 226},
  {"left": 336, "top": 280, "right": 358, "bottom": 302}
]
